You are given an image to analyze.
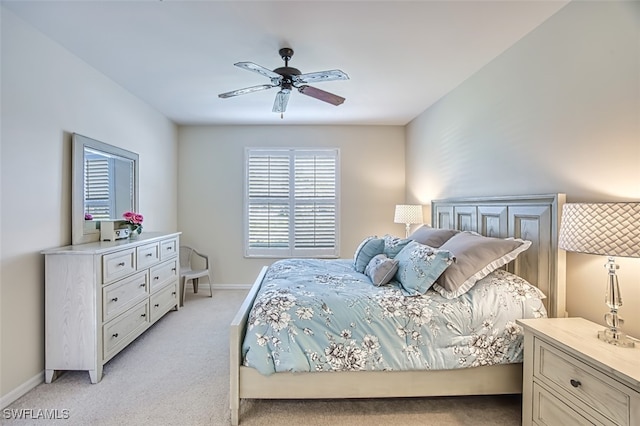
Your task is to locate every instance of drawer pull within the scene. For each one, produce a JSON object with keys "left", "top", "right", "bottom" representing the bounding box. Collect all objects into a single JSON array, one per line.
[
  {"left": 154, "top": 303, "right": 160, "bottom": 307},
  {"left": 570, "top": 379, "right": 581, "bottom": 388},
  {"left": 146, "top": 253, "right": 153, "bottom": 257},
  {"left": 112, "top": 333, "right": 119, "bottom": 338},
  {"left": 141, "top": 313, "right": 146, "bottom": 317},
  {"left": 172, "top": 268, "right": 176, "bottom": 272},
  {"left": 166, "top": 247, "right": 172, "bottom": 250},
  {"left": 154, "top": 276, "right": 159, "bottom": 280},
  {"left": 111, "top": 297, "right": 118, "bottom": 302},
  {"left": 140, "top": 283, "right": 146, "bottom": 288},
  {"left": 117, "top": 262, "right": 125, "bottom": 267},
  {"left": 172, "top": 291, "right": 176, "bottom": 296}
]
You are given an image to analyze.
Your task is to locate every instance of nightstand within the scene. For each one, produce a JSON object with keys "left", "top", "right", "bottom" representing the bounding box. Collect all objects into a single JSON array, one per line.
[{"left": 517, "top": 318, "right": 640, "bottom": 426}]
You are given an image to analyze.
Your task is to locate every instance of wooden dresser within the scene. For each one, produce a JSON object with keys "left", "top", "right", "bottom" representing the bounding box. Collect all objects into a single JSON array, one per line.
[
  {"left": 42, "top": 232, "right": 181, "bottom": 383},
  {"left": 518, "top": 317, "right": 640, "bottom": 426}
]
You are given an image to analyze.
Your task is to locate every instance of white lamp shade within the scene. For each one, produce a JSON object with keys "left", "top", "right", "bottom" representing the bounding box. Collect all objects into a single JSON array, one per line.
[
  {"left": 559, "top": 203, "right": 640, "bottom": 258},
  {"left": 394, "top": 205, "right": 424, "bottom": 225}
]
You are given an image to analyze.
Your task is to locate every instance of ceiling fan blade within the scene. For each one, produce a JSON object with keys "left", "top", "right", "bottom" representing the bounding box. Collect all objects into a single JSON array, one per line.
[
  {"left": 272, "top": 89, "right": 291, "bottom": 113},
  {"left": 296, "top": 69, "right": 349, "bottom": 84},
  {"left": 218, "top": 84, "right": 276, "bottom": 99},
  {"left": 298, "top": 85, "right": 345, "bottom": 106},
  {"left": 234, "top": 62, "right": 282, "bottom": 82}
]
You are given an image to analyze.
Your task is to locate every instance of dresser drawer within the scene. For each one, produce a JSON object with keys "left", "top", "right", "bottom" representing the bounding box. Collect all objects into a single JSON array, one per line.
[
  {"left": 102, "top": 271, "right": 148, "bottom": 322},
  {"left": 137, "top": 242, "right": 160, "bottom": 269},
  {"left": 150, "top": 282, "right": 178, "bottom": 323},
  {"left": 103, "top": 248, "right": 136, "bottom": 283},
  {"left": 103, "top": 301, "right": 149, "bottom": 360},
  {"left": 533, "top": 382, "right": 595, "bottom": 426},
  {"left": 534, "top": 339, "right": 630, "bottom": 425},
  {"left": 160, "top": 238, "right": 178, "bottom": 261},
  {"left": 149, "top": 259, "right": 178, "bottom": 293}
]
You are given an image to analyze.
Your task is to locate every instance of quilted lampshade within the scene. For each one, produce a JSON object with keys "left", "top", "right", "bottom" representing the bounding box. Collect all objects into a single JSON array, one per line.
[
  {"left": 559, "top": 203, "right": 640, "bottom": 258},
  {"left": 559, "top": 202, "right": 640, "bottom": 348},
  {"left": 394, "top": 204, "right": 424, "bottom": 238},
  {"left": 394, "top": 205, "right": 424, "bottom": 225}
]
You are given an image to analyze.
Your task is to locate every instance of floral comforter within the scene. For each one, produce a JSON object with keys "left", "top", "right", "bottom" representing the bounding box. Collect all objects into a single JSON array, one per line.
[{"left": 242, "top": 259, "right": 547, "bottom": 376}]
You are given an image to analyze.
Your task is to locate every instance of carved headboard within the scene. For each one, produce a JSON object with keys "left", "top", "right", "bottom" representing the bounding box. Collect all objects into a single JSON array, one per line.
[{"left": 431, "top": 194, "right": 566, "bottom": 318}]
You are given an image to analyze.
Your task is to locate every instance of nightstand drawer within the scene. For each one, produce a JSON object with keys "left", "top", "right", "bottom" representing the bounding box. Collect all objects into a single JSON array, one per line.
[
  {"left": 535, "top": 339, "right": 630, "bottom": 425},
  {"left": 533, "top": 382, "right": 595, "bottom": 426}
]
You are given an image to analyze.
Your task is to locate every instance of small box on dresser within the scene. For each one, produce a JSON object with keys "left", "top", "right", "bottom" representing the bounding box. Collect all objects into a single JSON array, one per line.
[
  {"left": 517, "top": 317, "right": 640, "bottom": 426},
  {"left": 42, "top": 232, "right": 181, "bottom": 384}
]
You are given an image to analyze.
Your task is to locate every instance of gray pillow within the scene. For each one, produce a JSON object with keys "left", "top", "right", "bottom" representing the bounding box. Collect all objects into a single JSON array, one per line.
[
  {"left": 433, "top": 231, "right": 532, "bottom": 299},
  {"left": 408, "top": 226, "right": 459, "bottom": 248},
  {"left": 394, "top": 241, "right": 454, "bottom": 296},
  {"left": 364, "top": 254, "right": 399, "bottom": 286},
  {"left": 353, "top": 236, "right": 385, "bottom": 273}
]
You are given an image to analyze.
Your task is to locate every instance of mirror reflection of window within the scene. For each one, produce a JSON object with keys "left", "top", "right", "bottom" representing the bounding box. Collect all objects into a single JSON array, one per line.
[{"left": 83, "top": 148, "right": 135, "bottom": 220}]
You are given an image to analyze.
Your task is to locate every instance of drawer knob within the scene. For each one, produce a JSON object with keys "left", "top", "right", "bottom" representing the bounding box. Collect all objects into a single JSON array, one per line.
[
  {"left": 154, "top": 276, "right": 159, "bottom": 280},
  {"left": 172, "top": 291, "right": 176, "bottom": 296},
  {"left": 112, "top": 333, "right": 119, "bottom": 338},
  {"left": 140, "top": 283, "right": 146, "bottom": 288},
  {"left": 171, "top": 268, "right": 176, "bottom": 272},
  {"left": 570, "top": 379, "right": 581, "bottom": 388},
  {"left": 117, "top": 262, "right": 125, "bottom": 267},
  {"left": 111, "top": 297, "right": 118, "bottom": 302}
]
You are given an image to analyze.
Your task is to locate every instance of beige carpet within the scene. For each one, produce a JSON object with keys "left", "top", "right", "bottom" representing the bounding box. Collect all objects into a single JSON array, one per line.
[{"left": 4, "top": 289, "right": 521, "bottom": 425}]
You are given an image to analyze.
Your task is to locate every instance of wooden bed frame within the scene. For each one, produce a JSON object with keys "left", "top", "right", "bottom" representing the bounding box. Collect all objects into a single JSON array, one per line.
[{"left": 230, "top": 193, "right": 566, "bottom": 425}]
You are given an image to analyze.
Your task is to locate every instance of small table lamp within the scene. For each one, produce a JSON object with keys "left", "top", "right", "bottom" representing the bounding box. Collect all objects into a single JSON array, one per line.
[
  {"left": 394, "top": 205, "right": 424, "bottom": 238},
  {"left": 559, "top": 202, "right": 640, "bottom": 348}
]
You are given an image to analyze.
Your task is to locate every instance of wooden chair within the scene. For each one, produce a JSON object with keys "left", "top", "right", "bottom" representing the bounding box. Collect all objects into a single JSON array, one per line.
[{"left": 179, "top": 246, "right": 212, "bottom": 306}]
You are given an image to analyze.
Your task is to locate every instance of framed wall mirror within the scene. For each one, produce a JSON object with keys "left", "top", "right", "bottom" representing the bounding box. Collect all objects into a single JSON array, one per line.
[{"left": 72, "top": 133, "right": 139, "bottom": 245}]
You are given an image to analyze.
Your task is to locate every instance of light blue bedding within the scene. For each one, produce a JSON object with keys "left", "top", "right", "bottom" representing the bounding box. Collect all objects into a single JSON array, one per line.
[{"left": 242, "top": 259, "right": 547, "bottom": 376}]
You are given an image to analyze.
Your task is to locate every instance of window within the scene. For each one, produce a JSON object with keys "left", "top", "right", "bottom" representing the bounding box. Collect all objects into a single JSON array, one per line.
[
  {"left": 245, "top": 148, "right": 340, "bottom": 258},
  {"left": 84, "top": 151, "right": 114, "bottom": 219}
]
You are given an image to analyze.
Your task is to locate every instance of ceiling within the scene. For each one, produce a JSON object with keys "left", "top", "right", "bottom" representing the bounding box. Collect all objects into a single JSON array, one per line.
[{"left": 2, "top": 0, "right": 569, "bottom": 126}]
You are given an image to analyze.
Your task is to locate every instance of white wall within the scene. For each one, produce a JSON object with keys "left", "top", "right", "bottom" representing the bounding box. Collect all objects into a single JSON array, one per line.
[
  {"left": 406, "top": 1, "right": 640, "bottom": 337},
  {"left": 178, "top": 125, "right": 406, "bottom": 285},
  {"left": 0, "top": 9, "right": 178, "bottom": 403}
]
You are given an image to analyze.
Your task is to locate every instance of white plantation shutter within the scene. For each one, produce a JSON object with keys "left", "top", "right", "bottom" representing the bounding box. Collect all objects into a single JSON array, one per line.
[
  {"left": 84, "top": 154, "right": 113, "bottom": 219},
  {"left": 245, "top": 148, "right": 339, "bottom": 257}
]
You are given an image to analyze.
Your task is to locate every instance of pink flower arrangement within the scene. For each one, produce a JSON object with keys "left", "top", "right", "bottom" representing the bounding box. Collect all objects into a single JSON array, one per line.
[
  {"left": 84, "top": 213, "right": 93, "bottom": 220},
  {"left": 123, "top": 211, "right": 144, "bottom": 234}
]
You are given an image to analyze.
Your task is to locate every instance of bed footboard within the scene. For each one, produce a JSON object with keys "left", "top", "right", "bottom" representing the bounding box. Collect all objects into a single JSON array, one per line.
[{"left": 230, "top": 266, "right": 268, "bottom": 426}]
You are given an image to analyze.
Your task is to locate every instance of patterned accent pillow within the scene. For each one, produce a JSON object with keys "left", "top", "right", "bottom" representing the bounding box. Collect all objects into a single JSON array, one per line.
[
  {"left": 433, "top": 231, "right": 532, "bottom": 299},
  {"left": 364, "top": 254, "right": 399, "bottom": 286},
  {"left": 408, "top": 225, "right": 459, "bottom": 248},
  {"left": 353, "top": 236, "right": 385, "bottom": 273},
  {"left": 394, "top": 241, "right": 455, "bottom": 296},
  {"left": 382, "top": 234, "right": 412, "bottom": 258}
]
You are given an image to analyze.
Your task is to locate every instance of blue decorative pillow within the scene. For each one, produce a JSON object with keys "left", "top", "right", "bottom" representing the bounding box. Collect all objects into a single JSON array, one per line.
[
  {"left": 353, "top": 236, "right": 385, "bottom": 273},
  {"left": 382, "top": 234, "right": 412, "bottom": 258},
  {"left": 394, "top": 241, "right": 455, "bottom": 296},
  {"left": 365, "top": 254, "right": 399, "bottom": 286}
]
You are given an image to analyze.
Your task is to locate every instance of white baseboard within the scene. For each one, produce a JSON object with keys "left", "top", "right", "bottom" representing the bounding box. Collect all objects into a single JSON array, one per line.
[
  {"left": 183, "top": 283, "right": 252, "bottom": 293},
  {"left": 212, "top": 283, "right": 252, "bottom": 290},
  {"left": 1, "top": 371, "right": 44, "bottom": 409}
]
